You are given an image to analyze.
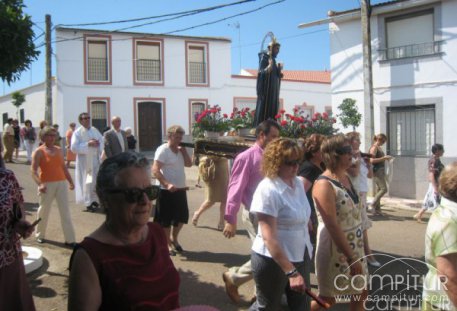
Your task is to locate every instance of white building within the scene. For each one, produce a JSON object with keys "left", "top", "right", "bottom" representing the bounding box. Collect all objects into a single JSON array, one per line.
[
  {"left": 327, "top": 0, "right": 457, "bottom": 199},
  {"left": 1, "top": 27, "right": 331, "bottom": 151}
]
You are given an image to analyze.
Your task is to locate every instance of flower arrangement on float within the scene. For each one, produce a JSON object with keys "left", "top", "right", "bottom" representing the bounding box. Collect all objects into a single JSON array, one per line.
[
  {"left": 192, "top": 105, "right": 230, "bottom": 138},
  {"left": 275, "top": 108, "right": 338, "bottom": 138},
  {"left": 230, "top": 107, "right": 255, "bottom": 130}
]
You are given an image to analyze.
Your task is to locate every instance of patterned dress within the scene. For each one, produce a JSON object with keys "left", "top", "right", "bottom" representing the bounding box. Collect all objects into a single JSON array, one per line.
[
  {"left": 0, "top": 168, "right": 36, "bottom": 310},
  {"left": 314, "top": 176, "right": 368, "bottom": 297}
]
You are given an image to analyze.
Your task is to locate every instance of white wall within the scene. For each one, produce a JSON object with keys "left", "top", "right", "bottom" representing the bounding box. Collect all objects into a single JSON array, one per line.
[{"left": 329, "top": 0, "right": 457, "bottom": 198}]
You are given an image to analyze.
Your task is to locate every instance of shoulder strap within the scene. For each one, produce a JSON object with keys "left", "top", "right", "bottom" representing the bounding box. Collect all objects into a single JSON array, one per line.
[{"left": 317, "top": 175, "right": 343, "bottom": 189}]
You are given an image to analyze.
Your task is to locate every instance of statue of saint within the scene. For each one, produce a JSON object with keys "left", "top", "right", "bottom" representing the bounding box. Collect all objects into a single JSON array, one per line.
[{"left": 254, "top": 41, "right": 283, "bottom": 126}]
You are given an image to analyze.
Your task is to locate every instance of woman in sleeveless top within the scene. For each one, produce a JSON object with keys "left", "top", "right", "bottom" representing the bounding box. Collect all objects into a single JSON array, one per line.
[
  {"left": 311, "top": 134, "right": 368, "bottom": 310},
  {"left": 31, "top": 126, "right": 76, "bottom": 245},
  {"left": 68, "top": 152, "right": 180, "bottom": 311},
  {"left": 369, "top": 133, "right": 393, "bottom": 215}
]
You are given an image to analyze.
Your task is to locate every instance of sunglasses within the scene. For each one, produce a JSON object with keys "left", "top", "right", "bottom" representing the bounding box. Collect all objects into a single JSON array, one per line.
[
  {"left": 284, "top": 159, "right": 300, "bottom": 166},
  {"left": 107, "top": 186, "right": 160, "bottom": 203},
  {"left": 335, "top": 145, "right": 353, "bottom": 155}
]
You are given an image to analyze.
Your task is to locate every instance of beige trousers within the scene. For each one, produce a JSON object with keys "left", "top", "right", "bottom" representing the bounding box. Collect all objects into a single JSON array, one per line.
[{"left": 35, "top": 180, "right": 76, "bottom": 243}]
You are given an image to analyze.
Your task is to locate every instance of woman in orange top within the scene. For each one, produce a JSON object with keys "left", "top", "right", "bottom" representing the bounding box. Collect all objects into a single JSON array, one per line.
[
  {"left": 65, "top": 122, "right": 77, "bottom": 167},
  {"left": 31, "top": 126, "right": 76, "bottom": 246}
]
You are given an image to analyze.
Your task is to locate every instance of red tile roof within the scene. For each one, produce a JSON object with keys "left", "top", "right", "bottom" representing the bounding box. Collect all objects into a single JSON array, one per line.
[{"left": 242, "top": 69, "right": 331, "bottom": 84}]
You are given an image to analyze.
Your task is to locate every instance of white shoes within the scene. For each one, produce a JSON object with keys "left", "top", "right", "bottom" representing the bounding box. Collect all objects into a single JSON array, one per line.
[{"left": 367, "top": 258, "right": 381, "bottom": 267}]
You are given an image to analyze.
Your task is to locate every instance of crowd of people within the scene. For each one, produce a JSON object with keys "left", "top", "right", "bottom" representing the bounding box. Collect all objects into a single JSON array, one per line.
[{"left": 1, "top": 114, "right": 456, "bottom": 311}]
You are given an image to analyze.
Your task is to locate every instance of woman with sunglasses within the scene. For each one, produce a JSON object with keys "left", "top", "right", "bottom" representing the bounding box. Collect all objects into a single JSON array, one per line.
[
  {"left": 250, "top": 138, "right": 313, "bottom": 311},
  {"left": 311, "top": 134, "right": 368, "bottom": 310},
  {"left": 68, "top": 152, "right": 180, "bottom": 311}
]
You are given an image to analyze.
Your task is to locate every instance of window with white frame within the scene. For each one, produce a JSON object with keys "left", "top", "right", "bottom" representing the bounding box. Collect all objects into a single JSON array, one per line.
[
  {"left": 296, "top": 104, "right": 314, "bottom": 119},
  {"left": 387, "top": 105, "right": 435, "bottom": 156},
  {"left": 187, "top": 45, "right": 207, "bottom": 85},
  {"left": 135, "top": 41, "right": 161, "bottom": 82},
  {"left": 234, "top": 98, "right": 256, "bottom": 111},
  {"left": 382, "top": 9, "right": 442, "bottom": 60},
  {"left": 90, "top": 100, "right": 108, "bottom": 133},
  {"left": 87, "top": 40, "right": 109, "bottom": 82}
]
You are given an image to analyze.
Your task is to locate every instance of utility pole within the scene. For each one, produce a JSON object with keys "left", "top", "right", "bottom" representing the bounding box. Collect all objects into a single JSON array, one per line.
[
  {"left": 361, "top": 0, "right": 374, "bottom": 146},
  {"left": 45, "top": 14, "right": 52, "bottom": 124}
]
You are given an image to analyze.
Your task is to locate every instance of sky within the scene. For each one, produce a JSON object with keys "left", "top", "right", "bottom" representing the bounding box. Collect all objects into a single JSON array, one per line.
[{"left": 2, "top": 0, "right": 386, "bottom": 95}]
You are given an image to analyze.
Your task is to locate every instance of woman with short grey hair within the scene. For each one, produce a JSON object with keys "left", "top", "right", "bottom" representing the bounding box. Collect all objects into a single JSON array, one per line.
[{"left": 68, "top": 152, "right": 180, "bottom": 310}]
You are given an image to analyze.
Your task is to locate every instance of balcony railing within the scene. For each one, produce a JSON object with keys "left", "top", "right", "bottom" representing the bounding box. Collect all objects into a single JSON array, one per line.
[
  {"left": 87, "top": 57, "right": 108, "bottom": 81},
  {"left": 379, "top": 41, "right": 444, "bottom": 61},
  {"left": 188, "top": 61, "right": 207, "bottom": 84},
  {"left": 136, "top": 59, "right": 161, "bottom": 81}
]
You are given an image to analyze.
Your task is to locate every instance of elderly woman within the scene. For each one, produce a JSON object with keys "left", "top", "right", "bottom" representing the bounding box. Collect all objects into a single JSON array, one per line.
[
  {"left": 250, "top": 138, "right": 313, "bottom": 311},
  {"left": 0, "top": 151, "right": 36, "bottom": 310},
  {"left": 311, "top": 134, "right": 368, "bottom": 310},
  {"left": 422, "top": 162, "right": 457, "bottom": 310},
  {"left": 31, "top": 126, "right": 76, "bottom": 245},
  {"left": 68, "top": 152, "right": 180, "bottom": 311}
]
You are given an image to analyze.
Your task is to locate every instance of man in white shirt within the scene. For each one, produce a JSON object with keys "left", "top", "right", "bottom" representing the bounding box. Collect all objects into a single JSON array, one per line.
[
  {"left": 103, "top": 116, "right": 128, "bottom": 158},
  {"left": 71, "top": 112, "right": 103, "bottom": 212}
]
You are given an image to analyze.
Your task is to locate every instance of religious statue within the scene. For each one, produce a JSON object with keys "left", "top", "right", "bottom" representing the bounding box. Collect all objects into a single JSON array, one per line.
[{"left": 254, "top": 33, "right": 283, "bottom": 126}]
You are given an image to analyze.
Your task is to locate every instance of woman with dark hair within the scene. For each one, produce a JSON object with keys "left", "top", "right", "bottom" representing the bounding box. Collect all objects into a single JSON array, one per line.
[
  {"left": 0, "top": 150, "right": 36, "bottom": 310},
  {"left": 68, "top": 152, "right": 180, "bottom": 311},
  {"left": 369, "top": 133, "right": 393, "bottom": 215},
  {"left": 422, "top": 162, "right": 457, "bottom": 310},
  {"left": 311, "top": 134, "right": 368, "bottom": 310},
  {"left": 298, "top": 133, "right": 326, "bottom": 245},
  {"left": 250, "top": 138, "right": 312, "bottom": 311},
  {"left": 22, "top": 120, "right": 36, "bottom": 164},
  {"left": 414, "top": 143, "right": 445, "bottom": 223}
]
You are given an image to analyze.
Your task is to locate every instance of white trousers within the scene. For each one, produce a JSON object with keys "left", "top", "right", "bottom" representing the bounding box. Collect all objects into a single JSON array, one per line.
[
  {"left": 35, "top": 180, "right": 76, "bottom": 243},
  {"left": 24, "top": 139, "right": 35, "bottom": 162}
]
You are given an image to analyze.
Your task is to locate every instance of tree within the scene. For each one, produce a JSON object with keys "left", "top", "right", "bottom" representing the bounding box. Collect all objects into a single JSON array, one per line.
[
  {"left": 337, "top": 98, "right": 362, "bottom": 131},
  {"left": 11, "top": 91, "right": 25, "bottom": 119},
  {"left": 0, "top": 0, "right": 40, "bottom": 84}
]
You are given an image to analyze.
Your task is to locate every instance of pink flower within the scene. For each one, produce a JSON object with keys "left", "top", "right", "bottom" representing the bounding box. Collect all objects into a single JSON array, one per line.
[
  {"left": 223, "top": 114, "right": 228, "bottom": 118},
  {"left": 280, "top": 109, "right": 286, "bottom": 114},
  {"left": 280, "top": 120, "right": 288, "bottom": 126},
  {"left": 275, "top": 114, "right": 281, "bottom": 119}
]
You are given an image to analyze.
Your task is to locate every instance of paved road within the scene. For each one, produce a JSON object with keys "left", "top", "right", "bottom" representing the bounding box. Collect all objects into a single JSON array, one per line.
[{"left": 7, "top": 158, "right": 429, "bottom": 311}]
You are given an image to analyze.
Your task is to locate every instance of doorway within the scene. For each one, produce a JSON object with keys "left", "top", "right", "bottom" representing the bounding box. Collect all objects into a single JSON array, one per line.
[{"left": 138, "top": 101, "right": 162, "bottom": 151}]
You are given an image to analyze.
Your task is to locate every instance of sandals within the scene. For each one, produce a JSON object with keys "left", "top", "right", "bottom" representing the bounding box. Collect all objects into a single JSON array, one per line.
[
  {"left": 217, "top": 222, "right": 224, "bottom": 231},
  {"left": 170, "top": 241, "right": 184, "bottom": 253},
  {"left": 413, "top": 213, "right": 425, "bottom": 223}
]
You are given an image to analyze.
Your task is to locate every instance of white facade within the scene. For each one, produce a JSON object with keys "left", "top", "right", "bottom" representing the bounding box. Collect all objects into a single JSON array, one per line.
[
  {"left": 1, "top": 27, "right": 331, "bottom": 152},
  {"left": 329, "top": 0, "right": 457, "bottom": 198}
]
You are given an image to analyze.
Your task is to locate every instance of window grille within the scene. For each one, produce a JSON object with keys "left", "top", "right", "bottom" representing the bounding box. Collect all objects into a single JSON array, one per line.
[
  {"left": 387, "top": 105, "right": 435, "bottom": 156},
  {"left": 90, "top": 101, "right": 107, "bottom": 133}
]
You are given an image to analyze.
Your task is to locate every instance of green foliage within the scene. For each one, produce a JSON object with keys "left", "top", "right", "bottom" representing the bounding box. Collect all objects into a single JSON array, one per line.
[
  {"left": 0, "top": 0, "right": 40, "bottom": 84},
  {"left": 337, "top": 98, "right": 362, "bottom": 131},
  {"left": 11, "top": 91, "right": 25, "bottom": 108},
  {"left": 276, "top": 108, "right": 338, "bottom": 138}
]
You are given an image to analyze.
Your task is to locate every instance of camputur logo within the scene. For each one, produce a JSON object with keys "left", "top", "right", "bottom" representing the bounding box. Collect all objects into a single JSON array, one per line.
[{"left": 332, "top": 254, "right": 452, "bottom": 310}]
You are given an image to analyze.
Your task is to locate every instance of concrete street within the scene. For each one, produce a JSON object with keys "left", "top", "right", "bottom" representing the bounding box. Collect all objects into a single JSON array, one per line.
[{"left": 7, "top": 157, "right": 429, "bottom": 311}]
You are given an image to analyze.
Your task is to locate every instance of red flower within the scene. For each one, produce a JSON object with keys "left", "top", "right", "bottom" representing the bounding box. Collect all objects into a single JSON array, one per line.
[
  {"left": 275, "top": 114, "right": 281, "bottom": 119},
  {"left": 280, "top": 109, "right": 286, "bottom": 114},
  {"left": 280, "top": 120, "right": 288, "bottom": 126},
  {"left": 293, "top": 107, "right": 299, "bottom": 113},
  {"left": 223, "top": 114, "right": 228, "bottom": 118},
  {"left": 241, "top": 112, "right": 246, "bottom": 117},
  {"left": 322, "top": 112, "right": 329, "bottom": 119}
]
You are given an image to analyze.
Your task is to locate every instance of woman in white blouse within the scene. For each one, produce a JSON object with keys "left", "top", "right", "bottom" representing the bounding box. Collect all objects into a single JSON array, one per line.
[{"left": 250, "top": 138, "right": 313, "bottom": 311}]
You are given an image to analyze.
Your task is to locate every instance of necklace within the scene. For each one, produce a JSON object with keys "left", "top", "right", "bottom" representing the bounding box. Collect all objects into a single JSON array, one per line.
[{"left": 104, "top": 222, "right": 147, "bottom": 245}]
